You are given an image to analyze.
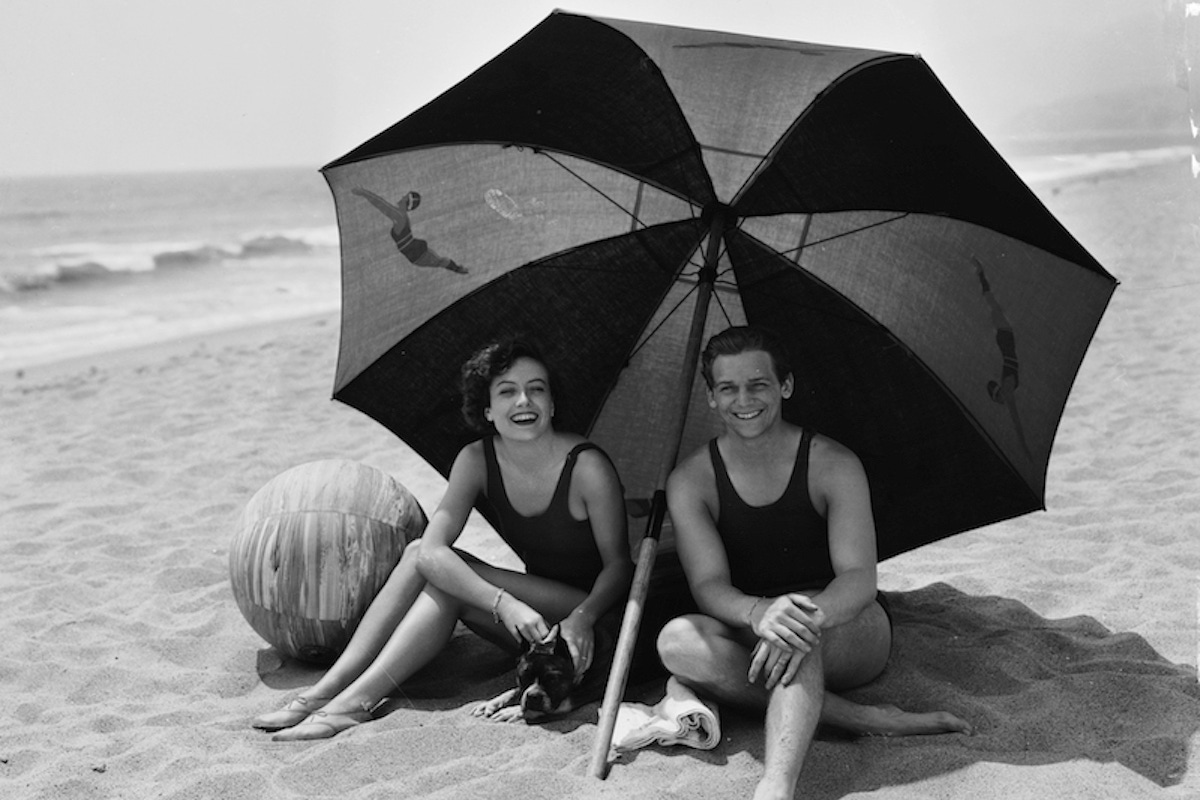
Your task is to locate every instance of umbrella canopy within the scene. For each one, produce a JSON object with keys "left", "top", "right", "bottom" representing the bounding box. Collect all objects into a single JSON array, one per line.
[{"left": 321, "top": 11, "right": 1115, "bottom": 561}]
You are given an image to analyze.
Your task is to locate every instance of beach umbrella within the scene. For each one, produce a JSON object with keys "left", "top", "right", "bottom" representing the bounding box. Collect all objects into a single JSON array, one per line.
[{"left": 319, "top": 11, "right": 1116, "bottom": 776}]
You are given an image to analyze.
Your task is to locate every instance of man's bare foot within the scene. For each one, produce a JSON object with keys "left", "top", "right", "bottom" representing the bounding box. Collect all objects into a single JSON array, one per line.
[
  {"left": 752, "top": 775, "right": 795, "bottom": 800},
  {"left": 848, "top": 703, "right": 973, "bottom": 737}
]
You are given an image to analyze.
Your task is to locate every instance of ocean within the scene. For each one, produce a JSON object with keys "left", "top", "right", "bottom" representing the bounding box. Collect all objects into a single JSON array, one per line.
[
  {"left": 0, "top": 167, "right": 340, "bottom": 371},
  {"left": 0, "top": 147, "right": 1192, "bottom": 372}
]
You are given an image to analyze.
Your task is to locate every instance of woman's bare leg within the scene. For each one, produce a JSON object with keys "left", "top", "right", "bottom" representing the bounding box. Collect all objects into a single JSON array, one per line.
[
  {"left": 271, "top": 584, "right": 463, "bottom": 741},
  {"left": 271, "top": 555, "right": 587, "bottom": 740},
  {"left": 252, "top": 541, "right": 429, "bottom": 729}
]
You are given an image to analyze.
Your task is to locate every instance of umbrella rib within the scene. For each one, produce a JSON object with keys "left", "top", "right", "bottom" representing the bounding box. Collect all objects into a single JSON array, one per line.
[
  {"left": 711, "top": 281, "right": 736, "bottom": 329},
  {"left": 539, "top": 150, "right": 701, "bottom": 231},
  {"left": 628, "top": 280, "right": 703, "bottom": 363},
  {"left": 772, "top": 212, "right": 913, "bottom": 262},
  {"left": 629, "top": 232, "right": 739, "bottom": 360}
]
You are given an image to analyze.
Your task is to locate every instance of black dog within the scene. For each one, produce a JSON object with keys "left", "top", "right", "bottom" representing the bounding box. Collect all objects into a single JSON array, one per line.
[{"left": 473, "top": 626, "right": 604, "bottom": 723}]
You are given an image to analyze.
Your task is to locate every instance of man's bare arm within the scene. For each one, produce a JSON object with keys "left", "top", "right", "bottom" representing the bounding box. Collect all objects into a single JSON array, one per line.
[{"left": 809, "top": 437, "right": 879, "bottom": 628}]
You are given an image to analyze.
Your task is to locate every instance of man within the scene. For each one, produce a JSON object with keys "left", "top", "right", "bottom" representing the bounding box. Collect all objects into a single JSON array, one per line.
[{"left": 657, "top": 326, "right": 970, "bottom": 800}]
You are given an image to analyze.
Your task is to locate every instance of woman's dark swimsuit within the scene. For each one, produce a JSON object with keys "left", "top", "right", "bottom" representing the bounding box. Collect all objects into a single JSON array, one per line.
[
  {"left": 709, "top": 429, "right": 892, "bottom": 629},
  {"left": 481, "top": 438, "right": 607, "bottom": 593},
  {"left": 478, "top": 437, "right": 627, "bottom": 680}
]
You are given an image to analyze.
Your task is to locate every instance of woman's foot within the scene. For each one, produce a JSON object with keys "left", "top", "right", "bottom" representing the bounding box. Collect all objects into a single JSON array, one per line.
[
  {"left": 271, "top": 708, "right": 373, "bottom": 741},
  {"left": 252, "top": 696, "right": 329, "bottom": 732}
]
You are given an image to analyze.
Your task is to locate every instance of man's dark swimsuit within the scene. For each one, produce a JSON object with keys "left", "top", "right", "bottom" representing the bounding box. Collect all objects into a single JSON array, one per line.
[{"left": 709, "top": 429, "right": 892, "bottom": 628}]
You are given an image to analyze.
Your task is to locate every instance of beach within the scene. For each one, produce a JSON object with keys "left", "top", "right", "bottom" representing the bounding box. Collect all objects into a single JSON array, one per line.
[{"left": 1, "top": 153, "right": 1197, "bottom": 799}]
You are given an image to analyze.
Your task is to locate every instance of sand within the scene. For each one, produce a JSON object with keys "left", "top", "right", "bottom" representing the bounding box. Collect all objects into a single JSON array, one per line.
[{"left": 1, "top": 159, "right": 1197, "bottom": 799}]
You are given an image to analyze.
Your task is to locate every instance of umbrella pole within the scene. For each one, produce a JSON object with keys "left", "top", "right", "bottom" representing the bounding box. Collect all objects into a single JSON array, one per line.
[{"left": 587, "top": 210, "right": 722, "bottom": 778}]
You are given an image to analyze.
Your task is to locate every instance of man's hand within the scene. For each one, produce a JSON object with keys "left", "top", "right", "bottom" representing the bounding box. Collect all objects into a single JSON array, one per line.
[
  {"left": 749, "top": 640, "right": 801, "bottom": 689},
  {"left": 748, "top": 594, "right": 826, "bottom": 688}
]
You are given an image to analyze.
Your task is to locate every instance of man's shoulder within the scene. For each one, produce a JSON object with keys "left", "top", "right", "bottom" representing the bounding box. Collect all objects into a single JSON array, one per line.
[
  {"left": 668, "top": 440, "right": 716, "bottom": 492},
  {"left": 809, "top": 431, "right": 855, "bottom": 460},
  {"left": 808, "top": 432, "right": 867, "bottom": 484}
]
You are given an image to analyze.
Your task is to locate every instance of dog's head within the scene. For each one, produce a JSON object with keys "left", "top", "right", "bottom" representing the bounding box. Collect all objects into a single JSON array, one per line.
[{"left": 515, "top": 626, "right": 578, "bottom": 720}]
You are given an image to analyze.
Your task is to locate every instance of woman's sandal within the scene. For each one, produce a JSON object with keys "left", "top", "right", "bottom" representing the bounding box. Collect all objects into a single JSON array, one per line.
[
  {"left": 252, "top": 696, "right": 329, "bottom": 732},
  {"left": 270, "top": 707, "right": 373, "bottom": 742}
]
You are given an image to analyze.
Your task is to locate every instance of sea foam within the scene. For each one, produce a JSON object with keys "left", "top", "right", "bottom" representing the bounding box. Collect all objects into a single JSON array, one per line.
[{"left": 3, "top": 226, "right": 339, "bottom": 293}]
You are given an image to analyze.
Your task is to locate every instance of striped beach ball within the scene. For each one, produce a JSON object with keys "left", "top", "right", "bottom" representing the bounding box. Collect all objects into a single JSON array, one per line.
[{"left": 229, "top": 460, "right": 426, "bottom": 664}]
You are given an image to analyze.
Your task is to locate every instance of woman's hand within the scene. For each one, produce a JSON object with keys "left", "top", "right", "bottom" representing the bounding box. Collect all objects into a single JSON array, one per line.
[
  {"left": 558, "top": 611, "right": 595, "bottom": 677},
  {"left": 496, "top": 592, "right": 550, "bottom": 644}
]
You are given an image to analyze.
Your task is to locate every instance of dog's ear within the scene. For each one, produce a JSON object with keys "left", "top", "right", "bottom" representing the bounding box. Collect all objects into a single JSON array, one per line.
[{"left": 530, "top": 624, "right": 560, "bottom": 655}]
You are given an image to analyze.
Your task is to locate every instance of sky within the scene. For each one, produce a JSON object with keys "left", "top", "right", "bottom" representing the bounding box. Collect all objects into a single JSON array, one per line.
[{"left": 0, "top": 0, "right": 1187, "bottom": 176}]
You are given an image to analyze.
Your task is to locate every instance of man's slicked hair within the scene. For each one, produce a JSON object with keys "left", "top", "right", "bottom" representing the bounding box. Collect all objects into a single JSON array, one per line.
[{"left": 700, "top": 325, "right": 793, "bottom": 388}]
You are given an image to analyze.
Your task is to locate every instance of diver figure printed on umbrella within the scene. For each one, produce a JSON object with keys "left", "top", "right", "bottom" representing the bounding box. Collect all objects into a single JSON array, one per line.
[
  {"left": 352, "top": 186, "right": 468, "bottom": 275},
  {"left": 973, "top": 255, "right": 1032, "bottom": 460}
]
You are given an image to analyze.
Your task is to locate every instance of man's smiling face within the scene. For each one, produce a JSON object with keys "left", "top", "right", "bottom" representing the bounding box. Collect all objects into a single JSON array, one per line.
[{"left": 707, "top": 349, "right": 792, "bottom": 439}]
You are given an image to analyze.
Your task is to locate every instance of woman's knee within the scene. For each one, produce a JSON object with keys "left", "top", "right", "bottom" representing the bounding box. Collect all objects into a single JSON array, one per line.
[{"left": 384, "top": 537, "right": 420, "bottom": 572}]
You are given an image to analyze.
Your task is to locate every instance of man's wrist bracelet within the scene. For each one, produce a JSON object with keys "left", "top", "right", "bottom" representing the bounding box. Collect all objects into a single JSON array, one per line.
[{"left": 746, "top": 596, "right": 765, "bottom": 628}]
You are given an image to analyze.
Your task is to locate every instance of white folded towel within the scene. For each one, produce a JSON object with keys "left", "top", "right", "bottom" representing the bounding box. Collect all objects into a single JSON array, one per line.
[{"left": 611, "top": 676, "right": 721, "bottom": 753}]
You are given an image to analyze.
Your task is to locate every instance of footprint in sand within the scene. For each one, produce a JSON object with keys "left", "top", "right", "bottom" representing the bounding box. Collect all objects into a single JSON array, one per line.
[{"left": 31, "top": 466, "right": 100, "bottom": 483}]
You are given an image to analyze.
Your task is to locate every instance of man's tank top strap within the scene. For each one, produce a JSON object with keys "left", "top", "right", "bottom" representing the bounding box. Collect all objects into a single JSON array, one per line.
[{"left": 710, "top": 428, "right": 812, "bottom": 506}]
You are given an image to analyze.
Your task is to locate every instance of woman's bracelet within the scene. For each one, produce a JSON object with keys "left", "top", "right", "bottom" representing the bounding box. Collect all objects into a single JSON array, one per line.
[
  {"left": 746, "top": 596, "right": 765, "bottom": 629},
  {"left": 491, "top": 588, "right": 507, "bottom": 624}
]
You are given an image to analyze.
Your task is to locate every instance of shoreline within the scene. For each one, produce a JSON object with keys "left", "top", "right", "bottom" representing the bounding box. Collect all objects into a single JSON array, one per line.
[{"left": 1, "top": 310, "right": 342, "bottom": 387}]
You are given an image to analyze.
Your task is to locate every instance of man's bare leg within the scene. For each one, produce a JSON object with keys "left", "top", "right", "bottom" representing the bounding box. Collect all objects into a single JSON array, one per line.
[
  {"left": 657, "top": 601, "right": 971, "bottom": 794},
  {"left": 658, "top": 602, "right": 971, "bottom": 735},
  {"left": 757, "top": 645, "right": 824, "bottom": 800}
]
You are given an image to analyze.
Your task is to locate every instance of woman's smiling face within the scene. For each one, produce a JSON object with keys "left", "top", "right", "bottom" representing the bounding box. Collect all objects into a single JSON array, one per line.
[{"left": 485, "top": 357, "right": 553, "bottom": 439}]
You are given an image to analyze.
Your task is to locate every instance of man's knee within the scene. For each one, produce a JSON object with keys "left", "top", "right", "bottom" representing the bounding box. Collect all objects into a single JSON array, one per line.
[
  {"left": 656, "top": 616, "right": 696, "bottom": 662},
  {"left": 823, "top": 600, "right": 891, "bottom": 690},
  {"left": 656, "top": 614, "right": 713, "bottom": 671}
]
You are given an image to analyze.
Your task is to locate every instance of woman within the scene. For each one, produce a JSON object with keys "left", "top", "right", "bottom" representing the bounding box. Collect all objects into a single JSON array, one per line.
[{"left": 254, "top": 338, "right": 633, "bottom": 740}]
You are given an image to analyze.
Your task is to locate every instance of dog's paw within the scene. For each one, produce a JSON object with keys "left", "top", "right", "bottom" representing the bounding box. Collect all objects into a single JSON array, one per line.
[
  {"left": 485, "top": 705, "right": 527, "bottom": 724},
  {"left": 472, "top": 700, "right": 526, "bottom": 724},
  {"left": 472, "top": 689, "right": 518, "bottom": 720}
]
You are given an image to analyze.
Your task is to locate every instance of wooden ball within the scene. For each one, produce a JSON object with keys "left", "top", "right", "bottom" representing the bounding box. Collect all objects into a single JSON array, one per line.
[{"left": 229, "top": 460, "right": 426, "bottom": 664}]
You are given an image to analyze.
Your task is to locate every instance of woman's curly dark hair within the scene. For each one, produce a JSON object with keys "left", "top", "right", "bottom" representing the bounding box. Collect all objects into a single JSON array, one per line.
[{"left": 459, "top": 337, "right": 553, "bottom": 432}]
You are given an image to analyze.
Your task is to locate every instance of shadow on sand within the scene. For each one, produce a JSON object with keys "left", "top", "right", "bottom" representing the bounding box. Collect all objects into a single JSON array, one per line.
[
  {"left": 733, "top": 582, "right": 1198, "bottom": 795},
  {"left": 256, "top": 583, "right": 1197, "bottom": 792}
]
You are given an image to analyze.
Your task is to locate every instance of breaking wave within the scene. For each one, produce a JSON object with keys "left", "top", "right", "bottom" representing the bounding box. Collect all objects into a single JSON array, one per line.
[{"left": 0, "top": 226, "right": 339, "bottom": 293}]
